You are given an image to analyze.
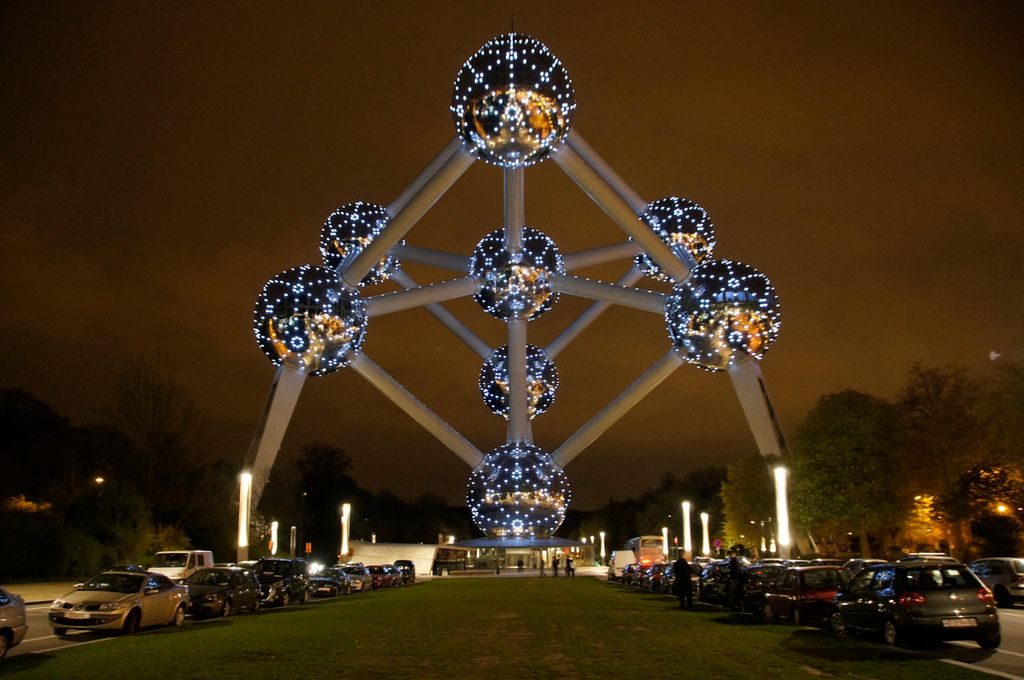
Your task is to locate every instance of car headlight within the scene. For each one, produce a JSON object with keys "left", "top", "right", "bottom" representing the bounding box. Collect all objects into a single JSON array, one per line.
[
  {"left": 52, "top": 599, "right": 66, "bottom": 608},
  {"left": 98, "top": 601, "right": 130, "bottom": 611},
  {"left": 203, "top": 593, "right": 223, "bottom": 603}
]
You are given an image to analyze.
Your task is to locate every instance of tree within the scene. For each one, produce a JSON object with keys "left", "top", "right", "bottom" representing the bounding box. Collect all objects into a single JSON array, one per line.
[
  {"left": 721, "top": 454, "right": 776, "bottom": 552},
  {"left": 790, "top": 390, "right": 909, "bottom": 557}
]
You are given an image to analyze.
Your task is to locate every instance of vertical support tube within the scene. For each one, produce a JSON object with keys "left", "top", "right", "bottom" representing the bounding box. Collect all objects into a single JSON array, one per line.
[
  {"left": 504, "top": 168, "right": 524, "bottom": 251},
  {"left": 506, "top": 317, "right": 532, "bottom": 444}
]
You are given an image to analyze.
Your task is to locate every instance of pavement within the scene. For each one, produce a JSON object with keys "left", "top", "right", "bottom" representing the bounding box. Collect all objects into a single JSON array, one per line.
[{"left": 3, "top": 582, "right": 77, "bottom": 605}]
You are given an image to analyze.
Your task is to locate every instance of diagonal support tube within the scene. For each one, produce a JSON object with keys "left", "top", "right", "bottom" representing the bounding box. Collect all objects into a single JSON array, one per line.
[
  {"left": 366, "top": 276, "right": 479, "bottom": 317},
  {"left": 391, "top": 244, "right": 469, "bottom": 273},
  {"left": 350, "top": 352, "right": 484, "bottom": 468},
  {"left": 243, "top": 362, "right": 308, "bottom": 510},
  {"left": 546, "top": 267, "right": 644, "bottom": 358},
  {"left": 506, "top": 317, "right": 532, "bottom": 444},
  {"left": 565, "top": 133, "right": 648, "bottom": 214},
  {"left": 388, "top": 136, "right": 466, "bottom": 217},
  {"left": 554, "top": 349, "right": 683, "bottom": 467},
  {"left": 342, "top": 138, "right": 475, "bottom": 287},
  {"left": 562, "top": 241, "right": 643, "bottom": 272},
  {"left": 727, "top": 358, "right": 788, "bottom": 458},
  {"left": 391, "top": 269, "right": 490, "bottom": 358},
  {"left": 553, "top": 133, "right": 691, "bottom": 282},
  {"left": 551, "top": 273, "right": 666, "bottom": 314}
]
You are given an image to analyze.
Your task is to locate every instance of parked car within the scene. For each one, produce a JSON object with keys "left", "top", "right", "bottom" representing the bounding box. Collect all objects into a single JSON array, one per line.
[
  {"left": 367, "top": 565, "right": 396, "bottom": 590},
  {"left": 183, "top": 566, "right": 261, "bottom": 617},
  {"left": 809, "top": 558, "right": 845, "bottom": 567},
  {"left": 639, "top": 563, "right": 668, "bottom": 591},
  {"left": 830, "top": 561, "right": 1000, "bottom": 648},
  {"left": 607, "top": 550, "right": 637, "bottom": 582},
  {"left": 149, "top": 550, "right": 214, "bottom": 582},
  {"left": 393, "top": 560, "right": 416, "bottom": 585},
  {"left": 0, "top": 586, "right": 28, "bottom": 659},
  {"left": 743, "top": 563, "right": 788, "bottom": 610},
  {"left": 621, "top": 563, "right": 644, "bottom": 588},
  {"left": 842, "top": 558, "right": 887, "bottom": 578},
  {"left": 309, "top": 567, "right": 352, "bottom": 597},
  {"left": 762, "top": 566, "right": 848, "bottom": 626},
  {"left": 255, "top": 557, "right": 309, "bottom": 606},
  {"left": 340, "top": 564, "right": 372, "bottom": 592},
  {"left": 384, "top": 564, "right": 406, "bottom": 586},
  {"left": 48, "top": 570, "right": 188, "bottom": 635},
  {"left": 970, "top": 557, "right": 1024, "bottom": 608},
  {"left": 897, "top": 552, "right": 958, "bottom": 564}
]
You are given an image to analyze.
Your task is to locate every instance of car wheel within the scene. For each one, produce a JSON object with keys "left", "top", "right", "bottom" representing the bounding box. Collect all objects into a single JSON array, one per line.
[
  {"left": 762, "top": 602, "right": 774, "bottom": 620},
  {"left": 830, "top": 612, "right": 847, "bottom": 635},
  {"left": 121, "top": 609, "right": 141, "bottom": 635},
  {"left": 0, "top": 633, "right": 10, "bottom": 659},
  {"left": 345, "top": 584, "right": 351, "bottom": 596},
  {"left": 792, "top": 608, "right": 802, "bottom": 627},
  {"left": 882, "top": 619, "right": 900, "bottom": 646},
  {"left": 978, "top": 633, "right": 1001, "bottom": 650},
  {"left": 280, "top": 592, "right": 290, "bottom": 607},
  {"left": 301, "top": 589, "right": 310, "bottom": 604},
  {"left": 994, "top": 586, "right": 1013, "bottom": 609},
  {"left": 222, "top": 600, "right": 233, "bottom": 617},
  {"left": 253, "top": 598, "right": 261, "bottom": 612},
  {"left": 52, "top": 628, "right": 67, "bottom": 638},
  {"left": 170, "top": 604, "right": 186, "bottom": 627}
]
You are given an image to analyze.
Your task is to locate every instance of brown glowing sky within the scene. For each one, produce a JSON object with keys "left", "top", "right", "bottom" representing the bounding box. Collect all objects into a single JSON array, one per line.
[{"left": 2, "top": 3, "right": 1022, "bottom": 509}]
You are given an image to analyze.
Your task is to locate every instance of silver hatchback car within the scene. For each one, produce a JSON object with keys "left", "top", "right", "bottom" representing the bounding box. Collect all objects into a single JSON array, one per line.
[
  {"left": 0, "top": 586, "right": 28, "bottom": 658},
  {"left": 970, "top": 557, "right": 1024, "bottom": 608}
]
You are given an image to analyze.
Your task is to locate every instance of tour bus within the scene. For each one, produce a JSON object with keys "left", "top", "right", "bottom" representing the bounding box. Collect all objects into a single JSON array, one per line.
[{"left": 624, "top": 536, "right": 666, "bottom": 567}]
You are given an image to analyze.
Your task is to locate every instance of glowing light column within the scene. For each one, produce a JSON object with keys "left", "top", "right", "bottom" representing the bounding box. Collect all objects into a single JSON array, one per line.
[
  {"left": 270, "top": 520, "right": 279, "bottom": 555},
  {"left": 661, "top": 527, "right": 669, "bottom": 561},
  {"left": 774, "top": 466, "right": 792, "bottom": 559},
  {"left": 237, "top": 471, "right": 252, "bottom": 562},
  {"left": 700, "top": 512, "right": 710, "bottom": 557},
  {"left": 681, "top": 501, "right": 692, "bottom": 560},
  {"left": 340, "top": 503, "right": 351, "bottom": 561}
]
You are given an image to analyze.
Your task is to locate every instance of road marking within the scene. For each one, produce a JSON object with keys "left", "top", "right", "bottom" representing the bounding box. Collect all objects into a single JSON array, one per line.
[
  {"left": 941, "top": 659, "right": 1024, "bottom": 680},
  {"left": 999, "top": 610, "right": 1024, "bottom": 619},
  {"left": 949, "top": 641, "right": 1024, "bottom": 659},
  {"left": 23, "top": 634, "right": 58, "bottom": 643},
  {"left": 32, "top": 637, "right": 114, "bottom": 655}
]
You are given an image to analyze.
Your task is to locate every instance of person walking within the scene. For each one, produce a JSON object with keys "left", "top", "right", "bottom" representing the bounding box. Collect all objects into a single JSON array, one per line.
[
  {"left": 726, "top": 551, "right": 745, "bottom": 610},
  {"left": 539, "top": 558, "right": 545, "bottom": 577},
  {"left": 517, "top": 559, "right": 524, "bottom": 572},
  {"left": 672, "top": 556, "right": 693, "bottom": 609},
  {"left": 552, "top": 555, "right": 560, "bottom": 577},
  {"left": 566, "top": 556, "right": 575, "bottom": 577}
]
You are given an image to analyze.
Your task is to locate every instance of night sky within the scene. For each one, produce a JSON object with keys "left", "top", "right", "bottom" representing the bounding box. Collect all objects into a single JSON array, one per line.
[{"left": 3, "top": 2, "right": 1022, "bottom": 509}]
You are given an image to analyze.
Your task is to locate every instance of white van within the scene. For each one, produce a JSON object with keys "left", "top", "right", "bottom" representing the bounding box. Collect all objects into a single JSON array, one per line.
[
  {"left": 149, "top": 550, "right": 214, "bottom": 582},
  {"left": 607, "top": 549, "right": 636, "bottom": 581}
]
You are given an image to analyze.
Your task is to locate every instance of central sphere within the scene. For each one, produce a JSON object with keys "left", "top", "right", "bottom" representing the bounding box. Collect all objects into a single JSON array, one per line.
[
  {"left": 665, "top": 259, "right": 781, "bottom": 371},
  {"left": 451, "top": 33, "right": 575, "bottom": 168},
  {"left": 319, "top": 202, "right": 398, "bottom": 287},
  {"left": 466, "top": 443, "right": 571, "bottom": 539},
  {"left": 479, "top": 344, "right": 559, "bottom": 419},
  {"left": 470, "top": 226, "right": 564, "bottom": 320},
  {"left": 252, "top": 265, "right": 367, "bottom": 376},
  {"left": 634, "top": 197, "right": 717, "bottom": 282}
]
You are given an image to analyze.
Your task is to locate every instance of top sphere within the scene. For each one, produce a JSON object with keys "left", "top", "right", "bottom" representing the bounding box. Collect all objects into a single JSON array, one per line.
[
  {"left": 319, "top": 202, "right": 398, "bottom": 287},
  {"left": 451, "top": 33, "right": 575, "bottom": 168},
  {"left": 634, "top": 197, "right": 716, "bottom": 282}
]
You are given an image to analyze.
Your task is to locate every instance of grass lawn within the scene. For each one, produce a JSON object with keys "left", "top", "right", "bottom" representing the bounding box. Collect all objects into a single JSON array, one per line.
[{"left": 3, "top": 577, "right": 985, "bottom": 679}]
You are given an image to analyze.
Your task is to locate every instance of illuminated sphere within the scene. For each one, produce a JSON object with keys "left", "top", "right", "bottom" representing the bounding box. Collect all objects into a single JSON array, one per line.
[
  {"left": 665, "top": 259, "right": 781, "bottom": 371},
  {"left": 470, "top": 226, "right": 564, "bottom": 320},
  {"left": 252, "top": 265, "right": 367, "bottom": 376},
  {"left": 466, "top": 443, "right": 571, "bottom": 539},
  {"left": 479, "top": 344, "right": 559, "bottom": 419},
  {"left": 319, "top": 202, "right": 398, "bottom": 287},
  {"left": 451, "top": 33, "right": 575, "bottom": 168},
  {"left": 634, "top": 197, "right": 716, "bottom": 282}
]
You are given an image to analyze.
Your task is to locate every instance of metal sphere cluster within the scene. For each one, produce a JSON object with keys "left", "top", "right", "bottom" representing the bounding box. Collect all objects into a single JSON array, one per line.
[
  {"left": 252, "top": 265, "right": 367, "bottom": 377},
  {"left": 634, "top": 197, "right": 716, "bottom": 282},
  {"left": 469, "top": 226, "right": 564, "bottom": 320},
  {"left": 466, "top": 443, "right": 571, "bottom": 539},
  {"left": 451, "top": 33, "right": 575, "bottom": 168},
  {"left": 665, "top": 259, "right": 781, "bottom": 371},
  {"left": 319, "top": 202, "right": 398, "bottom": 286},
  {"left": 479, "top": 344, "right": 559, "bottom": 419}
]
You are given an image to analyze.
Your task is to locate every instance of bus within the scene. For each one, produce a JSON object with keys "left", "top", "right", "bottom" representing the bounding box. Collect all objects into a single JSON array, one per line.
[{"left": 624, "top": 535, "right": 666, "bottom": 566}]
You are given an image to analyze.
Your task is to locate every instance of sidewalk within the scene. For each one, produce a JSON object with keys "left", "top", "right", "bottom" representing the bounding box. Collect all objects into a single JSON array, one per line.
[{"left": 3, "top": 581, "right": 76, "bottom": 605}]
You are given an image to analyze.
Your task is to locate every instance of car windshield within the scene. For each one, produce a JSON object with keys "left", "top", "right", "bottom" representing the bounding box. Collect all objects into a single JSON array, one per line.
[
  {"left": 258, "top": 561, "right": 290, "bottom": 576},
  {"left": 802, "top": 570, "right": 846, "bottom": 588},
  {"left": 81, "top": 573, "right": 144, "bottom": 593},
  {"left": 154, "top": 553, "right": 188, "bottom": 567},
  {"left": 342, "top": 567, "right": 364, "bottom": 575},
  {"left": 187, "top": 569, "right": 231, "bottom": 586},
  {"left": 906, "top": 566, "right": 975, "bottom": 590},
  {"left": 1012, "top": 559, "right": 1024, "bottom": 574},
  {"left": 317, "top": 568, "right": 342, "bottom": 578}
]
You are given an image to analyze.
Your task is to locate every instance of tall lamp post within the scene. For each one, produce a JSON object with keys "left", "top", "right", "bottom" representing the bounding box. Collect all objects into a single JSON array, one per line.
[
  {"left": 661, "top": 527, "right": 669, "bottom": 561},
  {"left": 237, "top": 471, "right": 253, "bottom": 563},
  {"left": 700, "top": 512, "right": 710, "bottom": 556},
  {"left": 773, "top": 466, "right": 791, "bottom": 559},
  {"left": 340, "top": 502, "right": 351, "bottom": 562},
  {"left": 681, "top": 501, "right": 692, "bottom": 560},
  {"left": 599, "top": 531, "right": 606, "bottom": 565}
]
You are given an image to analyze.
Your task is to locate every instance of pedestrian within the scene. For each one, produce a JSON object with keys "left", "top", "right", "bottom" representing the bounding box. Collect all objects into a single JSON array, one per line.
[
  {"left": 517, "top": 559, "right": 524, "bottom": 572},
  {"left": 552, "top": 555, "right": 560, "bottom": 577},
  {"left": 672, "top": 555, "right": 693, "bottom": 609},
  {"left": 566, "top": 556, "right": 575, "bottom": 577},
  {"left": 539, "top": 558, "right": 545, "bottom": 577},
  {"left": 726, "top": 551, "right": 745, "bottom": 610}
]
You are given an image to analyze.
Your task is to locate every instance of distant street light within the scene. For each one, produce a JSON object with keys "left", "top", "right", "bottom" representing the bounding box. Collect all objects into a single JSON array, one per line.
[
  {"left": 700, "top": 512, "right": 710, "bottom": 556},
  {"left": 599, "top": 531, "right": 606, "bottom": 563},
  {"left": 340, "top": 502, "right": 351, "bottom": 560},
  {"left": 681, "top": 501, "right": 692, "bottom": 559},
  {"left": 270, "top": 520, "right": 279, "bottom": 555},
  {"left": 661, "top": 527, "right": 669, "bottom": 560},
  {"left": 93, "top": 476, "right": 105, "bottom": 485}
]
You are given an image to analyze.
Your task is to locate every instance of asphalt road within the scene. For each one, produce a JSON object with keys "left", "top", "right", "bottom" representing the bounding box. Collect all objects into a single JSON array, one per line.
[{"left": 8, "top": 593, "right": 1024, "bottom": 679}]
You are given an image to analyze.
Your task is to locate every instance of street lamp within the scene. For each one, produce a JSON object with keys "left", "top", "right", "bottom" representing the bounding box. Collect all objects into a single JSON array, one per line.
[
  {"left": 774, "top": 466, "right": 791, "bottom": 559},
  {"left": 237, "top": 471, "right": 253, "bottom": 562},
  {"left": 661, "top": 527, "right": 669, "bottom": 561},
  {"left": 340, "top": 502, "right": 351, "bottom": 561},
  {"left": 599, "top": 531, "right": 606, "bottom": 564},
  {"left": 270, "top": 520, "right": 279, "bottom": 555},
  {"left": 681, "top": 501, "right": 692, "bottom": 559},
  {"left": 700, "top": 512, "right": 710, "bottom": 556}
]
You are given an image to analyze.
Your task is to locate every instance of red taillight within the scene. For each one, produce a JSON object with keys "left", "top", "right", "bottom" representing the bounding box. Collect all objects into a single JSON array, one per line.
[
  {"left": 898, "top": 592, "right": 926, "bottom": 606},
  {"left": 978, "top": 588, "right": 996, "bottom": 604}
]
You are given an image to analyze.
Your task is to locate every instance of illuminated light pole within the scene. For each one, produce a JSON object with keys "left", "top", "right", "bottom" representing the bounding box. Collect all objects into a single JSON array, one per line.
[
  {"left": 681, "top": 501, "right": 692, "bottom": 560},
  {"left": 774, "top": 466, "right": 791, "bottom": 559},
  {"left": 700, "top": 512, "right": 710, "bottom": 556},
  {"left": 237, "top": 471, "right": 253, "bottom": 562},
  {"left": 340, "top": 503, "right": 351, "bottom": 562},
  {"left": 270, "top": 520, "right": 279, "bottom": 555},
  {"left": 661, "top": 527, "right": 669, "bottom": 561},
  {"left": 290, "top": 525, "right": 297, "bottom": 557},
  {"left": 599, "top": 531, "right": 606, "bottom": 564}
]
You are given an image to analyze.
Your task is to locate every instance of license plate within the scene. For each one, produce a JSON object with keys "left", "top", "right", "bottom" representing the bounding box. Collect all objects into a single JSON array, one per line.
[
  {"left": 318, "top": 587, "right": 331, "bottom": 592},
  {"left": 65, "top": 610, "right": 91, "bottom": 619},
  {"left": 942, "top": 617, "right": 977, "bottom": 628}
]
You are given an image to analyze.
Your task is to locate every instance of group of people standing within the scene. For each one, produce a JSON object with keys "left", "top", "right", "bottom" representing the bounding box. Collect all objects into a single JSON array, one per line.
[{"left": 544, "top": 555, "right": 575, "bottom": 577}]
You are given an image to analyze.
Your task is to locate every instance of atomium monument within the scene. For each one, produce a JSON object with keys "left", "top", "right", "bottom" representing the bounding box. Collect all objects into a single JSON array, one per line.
[{"left": 239, "top": 33, "right": 790, "bottom": 556}]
